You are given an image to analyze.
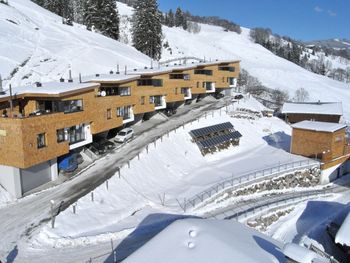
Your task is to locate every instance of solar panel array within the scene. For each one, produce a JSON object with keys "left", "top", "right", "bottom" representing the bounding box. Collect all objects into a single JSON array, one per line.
[
  {"left": 197, "top": 131, "right": 242, "bottom": 150},
  {"left": 189, "top": 122, "right": 234, "bottom": 139}
]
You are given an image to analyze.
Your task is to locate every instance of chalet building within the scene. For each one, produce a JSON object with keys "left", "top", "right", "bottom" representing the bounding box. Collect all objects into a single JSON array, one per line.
[
  {"left": 282, "top": 102, "right": 343, "bottom": 124},
  {"left": 290, "top": 120, "right": 350, "bottom": 181},
  {"left": 0, "top": 60, "right": 240, "bottom": 198}
]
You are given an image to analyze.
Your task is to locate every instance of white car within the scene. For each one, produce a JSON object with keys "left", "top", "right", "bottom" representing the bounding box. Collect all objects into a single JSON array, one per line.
[{"left": 114, "top": 128, "right": 134, "bottom": 143}]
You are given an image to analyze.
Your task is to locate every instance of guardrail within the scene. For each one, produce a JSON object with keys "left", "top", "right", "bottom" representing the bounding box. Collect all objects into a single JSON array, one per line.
[
  {"left": 181, "top": 159, "right": 320, "bottom": 211},
  {"left": 214, "top": 189, "right": 329, "bottom": 221}
]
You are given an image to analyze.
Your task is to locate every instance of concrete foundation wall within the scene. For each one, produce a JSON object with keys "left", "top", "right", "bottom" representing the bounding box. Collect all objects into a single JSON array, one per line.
[{"left": 0, "top": 165, "right": 22, "bottom": 198}]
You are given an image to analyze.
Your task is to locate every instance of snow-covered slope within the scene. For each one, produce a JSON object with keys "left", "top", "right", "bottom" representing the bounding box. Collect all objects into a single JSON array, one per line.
[
  {"left": 161, "top": 25, "right": 350, "bottom": 119},
  {"left": 0, "top": 0, "right": 150, "bottom": 86}
]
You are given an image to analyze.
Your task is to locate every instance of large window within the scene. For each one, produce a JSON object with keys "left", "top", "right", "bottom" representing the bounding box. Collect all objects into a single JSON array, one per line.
[
  {"left": 37, "top": 133, "right": 46, "bottom": 149},
  {"left": 194, "top": 69, "right": 213, "bottom": 76},
  {"left": 227, "top": 77, "right": 236, "bottom": 86},
  {"left": 117, "top": 106, "right": 132, "bottom": 120},
  {"left": 169, "top": 74, "right": 191, "bottom": 80},
  {"left": 97, "top": 86, "right": 131, "bottom": 97},
  {"left": 203, "top": 82, "right": 213, "bottom": 90},
  {"left": 119, "top": 87, "right": 131, "bottom": 96},
  {"left": 35, "top": 99, "right": 83, "bottom": 115},
  {"left": 57, "top": 124, "right": 86, "bottom": 145},
  {"left": 137, "top": 79, "right": 163, "bottom": 87},
  {"left": 150, "top": 96, "right": 163, "bottom": 107},
  {"left": 219, "top": 66, "right": 235, "bottom": 72}
]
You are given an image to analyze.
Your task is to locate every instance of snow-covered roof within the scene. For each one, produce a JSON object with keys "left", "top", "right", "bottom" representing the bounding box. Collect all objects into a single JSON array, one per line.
[
  {"left": 335, "top": 211, "right": 350, "bottom": 246},
  {"left": 81, "top": 73, "right": 140, "bottom": 83},
  {"left": 292, "top": 120, "right": 347, "bottom": 133},
  {"left": 0, "top": 81, "right": 99, "bottom": 101},
  {"left": 123, "top": 218, "right": 284, "bottom": 263},
  {"left": 282, "top": 102, "right": 343, "bottom": 116},
  {"left": 126, "top": 60, "right": 240, "bottom": 76}
]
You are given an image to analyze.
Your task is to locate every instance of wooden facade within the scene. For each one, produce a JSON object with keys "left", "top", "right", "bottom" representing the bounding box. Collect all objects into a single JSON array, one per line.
[
  {"left": 286, "top": 113, "right": 341, "bottom": 124},
  {"left": 291, "top": 124, "right": 350, "bottom": 170},
  {"left": 0, "top": 61, "right": 240, "bottom": 169}
]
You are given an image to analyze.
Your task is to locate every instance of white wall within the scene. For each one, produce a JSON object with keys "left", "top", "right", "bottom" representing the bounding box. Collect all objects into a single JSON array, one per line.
[{"left": 0, "top": 165, "right": 22, "bottom": 198}]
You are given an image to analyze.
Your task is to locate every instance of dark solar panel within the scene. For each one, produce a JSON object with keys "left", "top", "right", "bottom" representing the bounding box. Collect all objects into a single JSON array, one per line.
[
  {"left": 190, "top": 122, "right": 234, "bottom": 138},
  {"left": 197, "top": 131, "right": 242, "bottom": 150}
]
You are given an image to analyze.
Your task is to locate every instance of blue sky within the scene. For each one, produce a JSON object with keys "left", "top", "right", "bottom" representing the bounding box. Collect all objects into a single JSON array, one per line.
[{"left": 157, "top": 0, "right": 350, "bottom": 41}]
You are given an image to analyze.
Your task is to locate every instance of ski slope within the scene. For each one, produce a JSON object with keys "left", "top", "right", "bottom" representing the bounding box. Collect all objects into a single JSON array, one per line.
[{"left": 0, "top": 0, "right": 150, "bottom": 87}]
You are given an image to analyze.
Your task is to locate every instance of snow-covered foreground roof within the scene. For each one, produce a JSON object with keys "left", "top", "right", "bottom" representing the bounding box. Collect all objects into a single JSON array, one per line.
[
  {"left": 282, "top": 102, "right": 343, "bottom": 116},
  {"left": 292, "top": 120, "right": 347, "bottom": 133},
  {"left": 123, "top": 218, "right": 285, "bottom": 263},
  {"left": 335, "top": 211, "right": 350, "bottom": 246}
]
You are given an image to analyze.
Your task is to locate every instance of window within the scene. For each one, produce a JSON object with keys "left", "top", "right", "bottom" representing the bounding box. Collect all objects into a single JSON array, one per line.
[
  {"left": 196, "top": 82, "right": 200, "bottom": 88},
  {"left": 137, "top": 79, "right": 163, "bottom": 87},
  {"left": 219, "top": 66, "right": 235, "bottom": 72},
  {"left": 117, "top": 106, "right": 132, "bottom": 120},
  {"left": 107, "top": 109, "right": 112, "bottom": 120},
  {"left": 57, "top": 124, "right": 86, "bottom": 145},
  {"left": 37, "top": 133, "right": 46, "bottom": 149},
  {"left": 61, "top": 100, "right": 83, "bottom": 114},
  {"left": 227, "top": 77, "right": 236, "bottom": 86},
  {"left": 119, "top": 87, "right": 131, "bottom": 96},
  {"left": 57, "top": 129, "right": 65, "bottom": 143},
  {"left": 194, "top": 69, "right": 213, "bottom": 75},
  {"left": 140, "top": 96, "right": 145, "bottom": 105},
  {"left": 169, "top": 74, "right": 191, "bottom": 80}
]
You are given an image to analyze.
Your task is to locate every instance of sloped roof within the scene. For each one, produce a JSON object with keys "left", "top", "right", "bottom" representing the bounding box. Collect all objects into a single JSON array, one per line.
[
  {"left": 282, "top": 102, "right": 343, "bottom": 116},
  {"left": 292, "top": 120, "right": 347, "bottom": 133}
]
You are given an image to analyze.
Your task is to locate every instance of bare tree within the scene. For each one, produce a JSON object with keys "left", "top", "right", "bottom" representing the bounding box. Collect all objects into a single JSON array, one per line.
[{"left": 293, "top": 87, "right": 310, "bottom": 102}]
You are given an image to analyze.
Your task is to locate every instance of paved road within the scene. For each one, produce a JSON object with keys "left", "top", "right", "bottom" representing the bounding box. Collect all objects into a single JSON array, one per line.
[{"left": 0, "top": 97, "right": 230, "bottom": 261}]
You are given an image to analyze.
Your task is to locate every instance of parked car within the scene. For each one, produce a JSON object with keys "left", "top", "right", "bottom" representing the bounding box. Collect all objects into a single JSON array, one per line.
[
  {"left": 214, "top": 93, "right": 225, "bottom": 99},
  {"left": 87, "top": 142, "right": 107, "bottom": 155},
  {"left": 234, "top": 94, "right": 244, "bottom": 100},
  {"left": 114, "top": 128, "right": 134, "bottom": 143},
  {"left": 58, "top": 153, "right": 78, "bottom": 173}
]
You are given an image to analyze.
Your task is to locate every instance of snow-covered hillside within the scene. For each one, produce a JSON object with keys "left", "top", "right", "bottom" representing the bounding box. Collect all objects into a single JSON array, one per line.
[
  {"left": 0, "top": 0, "right": 150, "bottom": 86},
  {"left": 1, "top": 0, "right": 350, "bottom": 120},
  {"left": 160, "top": 25, "right": 350, "bottom": 118}
]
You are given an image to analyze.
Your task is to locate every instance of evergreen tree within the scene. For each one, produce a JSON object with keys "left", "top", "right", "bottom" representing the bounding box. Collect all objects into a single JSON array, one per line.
[
  {"left": 132, "top": 0, "right": 162, "bottom": 60},
  {"left": 175, "top": 7, "right": 183, "bottom": 27},
  {"left": 100, "top": 0, "right": 119, "bottom": 40},
  {"left": 167, "top": 9, "right": 175, "bottom": 27},
  {"left": 84, "top": 0, "right": 119, "bottom": 40}
]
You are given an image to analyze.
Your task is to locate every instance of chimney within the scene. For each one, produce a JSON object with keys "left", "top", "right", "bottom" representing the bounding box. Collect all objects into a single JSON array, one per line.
[
  {"left": 117, "top": 64, "right": 120, "bottom": 74},
  {"left": 79, "top": 73, "right": 82, "bottom": 83},
  {"left": 110, "top": 70, "right": 114, "bottom": 74},
  {"left": 68, "top": 69, "right": 73, "bottom": 82},
  {"left": 60, "top": 77, "right": 65, "bottom": 82}
]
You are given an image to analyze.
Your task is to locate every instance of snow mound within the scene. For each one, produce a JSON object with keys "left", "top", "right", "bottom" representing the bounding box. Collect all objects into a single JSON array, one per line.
[{"left": 0, "top": 0, "right": 150, "bottom": 86}]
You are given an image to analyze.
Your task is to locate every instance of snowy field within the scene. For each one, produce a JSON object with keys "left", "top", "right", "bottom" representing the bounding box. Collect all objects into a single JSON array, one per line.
[{"left": 28, "top": 96, "right": 308, "bottom": 250}]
